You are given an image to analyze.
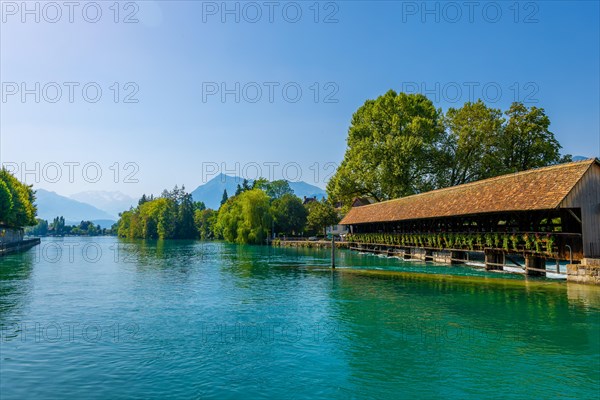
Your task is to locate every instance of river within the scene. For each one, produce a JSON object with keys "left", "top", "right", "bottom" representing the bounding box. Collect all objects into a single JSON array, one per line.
[{"left": 1, "top": 237, "right": 599, "bottom": 399}]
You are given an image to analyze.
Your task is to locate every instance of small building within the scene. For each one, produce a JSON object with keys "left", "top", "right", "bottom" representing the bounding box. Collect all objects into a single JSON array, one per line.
[
  {"left": 302, "top": 196, "right": 318, "bottom": 205},
  {"left": 326, "top": 224, "right": 349, "bottom": 238},
  {"left": 340, "top": 159, "right": 600, "bottom": 271},
  {"left": 351, "top": 197, "right": 377, "bottom": 207}
]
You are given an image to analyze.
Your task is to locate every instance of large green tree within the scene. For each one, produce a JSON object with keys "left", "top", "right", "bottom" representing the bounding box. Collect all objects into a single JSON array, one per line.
[
  {"left": 117, "top": 187, "right": 199, "bottom": 240},
  {"left": 215, "top": 189, "right": 272, "bottom": 244},
  {"left": 0, "top": 179, "right": 13, "bottom": 220},
  {"left": 271, "top": 193, "right": 307, "bottom": 235},
  {"left": 0, "top": 169, "right": 37, "bottom": 228},
  {"left": 436, "top": 100, "right": 504, "bottom": 187},
  {"left": 220, "top": 189, "right": 228, "bottom": 207},
  {"left": 328, "top": 93, "right": 573, "bottom": 205},
  {"left": 327, "top": 90, "right": 444, "bottom": 205},
  {"left": 266, "top": 180, "right": 293, "bottom": 199},
  {"left": 493, "top": 102, "right": 567, "bottom": 173},
  {"left": 194, "top": 208, "right": 218, "bottom": 240}
]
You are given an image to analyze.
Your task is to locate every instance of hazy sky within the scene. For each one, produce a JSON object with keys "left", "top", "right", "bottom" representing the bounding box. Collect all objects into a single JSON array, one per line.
[{"left": 1, "top": 1, "right": 599, "bottom": 197}]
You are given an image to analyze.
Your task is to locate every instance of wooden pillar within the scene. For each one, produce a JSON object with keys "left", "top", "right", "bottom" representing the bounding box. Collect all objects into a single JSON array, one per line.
[
  {"left": 331, "top": 236, "right": 335, "bottom": 269},
  {"left": 485, "top": 249, "right": 503, "bottom": 271},
  {"left": 425, "top": 249, "right": 433, "bottom": 262},
  {"left": 525, "top": 254, "right": 545, "bottom": 276},
  {"left": 451, "top": 250, "right": 466, "bottom": 265}
]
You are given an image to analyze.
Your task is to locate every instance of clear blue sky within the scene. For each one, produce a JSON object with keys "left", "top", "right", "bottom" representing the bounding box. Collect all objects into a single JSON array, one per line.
[{"left": 1, "top": 1, "right": 599, "bottom": 197}]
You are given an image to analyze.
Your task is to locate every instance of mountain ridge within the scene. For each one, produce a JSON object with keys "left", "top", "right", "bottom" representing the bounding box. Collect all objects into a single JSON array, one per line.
[
  {"left": 190, "top": 174, "right": 326, "bottom": 209},
  {"left": 70, "top": 190, "right": 136, "bottom": 219},
  {"left": 35, "top": 189, "right": 117, "bottom": 226}
]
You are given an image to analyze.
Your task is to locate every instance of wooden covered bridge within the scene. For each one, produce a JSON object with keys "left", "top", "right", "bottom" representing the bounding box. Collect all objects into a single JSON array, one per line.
[{"left": 340, "top": 159, "right": 600, "bottom": 280}]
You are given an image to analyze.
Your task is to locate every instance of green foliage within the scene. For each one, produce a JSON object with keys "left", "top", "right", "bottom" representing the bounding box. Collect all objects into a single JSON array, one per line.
[
  {"left": 117, "top": 187, "right": 199, "bottom": 240},
  {"left": 51, "top": 216, "right": 66, "bottom": 235},
  {"left": 327, "top": 92, "right": 570, "bottom": 207},
  {"left": 271, "top": 193, "right": 307, "bottom": 235},
  {"left": 346, "top": 231, "right": 557, "bottom": 255},
  {"left": 0, "top": 179, "right": 13, "bottom": 218},
  {"left": 534, "top": 233, "right": 543, "bottom": 253},
  {"left": 502, "top": 234, "right": 510, "bottom": 251},
  {"left": 327, "top": 90, "right": 444, "bottom": 205},
  {"left": 215, "top": 189, "right": 272, "bottom": 244},
  {"left": 545, "top": 234, "right": 555, "bottom": 255},
  {"left": 26, "top": 217, "right": 114, "bottom": 236},
  {"left": 265, "top": 180, "right": 293, "bottom": 199},
  {"left": 25, "top": 218, "right": 48, "bottom": 236},
  {"left": 306, "top": 200, "right": 339, "bottom": 235},
  {"left": 194, "top": 209, "right": 217, "bottom": 240},
  {"left": 495, "top": 103, "right": 562, "bottom": 173},
  {"left": 252, "top": 178, "right": 269, "bottom": 191},
  {"left": 220, "top": 189, "right": 229, "bottom": 207},
  {"left": 510, "top": 234, "right": 519, "bottom": 251},
  {"left": 251, "top": 178, "right": 293, "bottom": 200},
  {"left": 436, "top": 100, "right": 503, "bottom": 187},
  {"left": 0, "top": 169, "right": 37, "bottom": 228},
  {"left": 485, "top": 233, "right": 493, "bottom": 247}
]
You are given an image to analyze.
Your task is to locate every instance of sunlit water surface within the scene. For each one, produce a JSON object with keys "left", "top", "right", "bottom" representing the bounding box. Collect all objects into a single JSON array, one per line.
[{"left": 1, "top": 237, "right": 599, "bottom": 399}]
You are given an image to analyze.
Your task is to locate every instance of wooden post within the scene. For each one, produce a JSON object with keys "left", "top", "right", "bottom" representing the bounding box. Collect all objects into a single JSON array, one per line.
[
  {"left": 525, "top": 254, "right": 546, "bottom": 276},
  {"left": 451, "top": 250, "right": 466, "bottom": 264},
  {"left": 331, "top": 235, "right": 336, "bottom": 269},
  {"left": 485, "top": 249, "right": 503, "bottom": 271}
]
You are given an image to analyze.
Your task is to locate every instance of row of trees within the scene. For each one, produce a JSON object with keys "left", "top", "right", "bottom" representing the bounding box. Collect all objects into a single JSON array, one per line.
[
  {"left": 26, "top": 217, "right": 115, "bottom": 236},
  {"left": 118, "top": 186, "right": 205, "bottom": 239},
  {"left": 118, "top": 180, "right": 340, "bottom": 244},
  {"left": 0, "top": 169, "right": 37, "bottom": 228},
  {"left": 211, "top": 180, "right": 340, "bottom": 244},
  {"left": 327, "top": 92, "right": 572, "bottom": 206}
]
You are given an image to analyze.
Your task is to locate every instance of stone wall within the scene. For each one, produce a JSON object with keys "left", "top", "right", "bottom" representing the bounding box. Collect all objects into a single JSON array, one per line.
[
  {"left": 567, "top": 258, "right": 600, "bottom": 285},
  {"left": 433, "top": 251, "right": 451, "bottom": 264},
  {"left": 0, "top": 227, "right": 24, "bottom": 244},
  {"left": 411, "top": 248, "right": 427, "bottom": 260}
]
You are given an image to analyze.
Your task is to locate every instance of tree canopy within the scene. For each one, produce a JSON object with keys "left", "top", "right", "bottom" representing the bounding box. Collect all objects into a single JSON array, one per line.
[
  {"left": 0, "top": 169, "right": 37, "bottom": 228},
  {"left": 215, "top": 189, "right": 272, "bottom": 244},
  {"left": 306, "top": 200, "right": 339, "bottom": 235},
  {"left": 328, "top": 92, "right": 571, "bottom": 206},
  {"left": 117, "top": 186, "right": 204, "bottom": 240},
  {"left": 270, "top": 193, "right": 307, "bottom": 235},
  {"left": 327, "top": 90, "right": 445, "bottom": 205}
]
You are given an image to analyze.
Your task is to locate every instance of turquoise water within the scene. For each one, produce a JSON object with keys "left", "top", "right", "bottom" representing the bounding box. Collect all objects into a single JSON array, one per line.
[{"left": 1, "top": 237, "right": 599, "bottom": 399}]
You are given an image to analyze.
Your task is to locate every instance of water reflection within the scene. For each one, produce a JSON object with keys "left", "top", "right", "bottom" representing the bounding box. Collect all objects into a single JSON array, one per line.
[
  {"left": 327, "top": 270, "right": 600, "bottom": 398},
  {"left": 1, "top": 238, "right": 598, "bottom": 399},
  {"left": 0, "top": 250, "right": 35, "bottom": 320}
]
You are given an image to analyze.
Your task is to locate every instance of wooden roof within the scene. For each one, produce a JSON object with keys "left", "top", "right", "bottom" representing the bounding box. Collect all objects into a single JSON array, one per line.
[{"left": 340, "top": 159, "right": 599, "bottom": 225}]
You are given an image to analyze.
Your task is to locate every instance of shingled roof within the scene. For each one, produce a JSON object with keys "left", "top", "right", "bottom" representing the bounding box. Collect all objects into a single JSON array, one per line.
[{"left": 340, "top": 158, "right": 599, "bottom": 225}]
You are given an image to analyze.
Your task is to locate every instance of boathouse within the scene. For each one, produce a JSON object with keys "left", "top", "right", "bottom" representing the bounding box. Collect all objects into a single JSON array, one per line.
[{"left": 340, "top": 159, "right": 600, "bottom": 281}]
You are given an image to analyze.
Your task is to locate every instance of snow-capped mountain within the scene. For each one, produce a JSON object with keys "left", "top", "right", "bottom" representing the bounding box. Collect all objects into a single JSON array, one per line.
[{"left": 70, "top": 191, "right": 137, "bottom": 219}]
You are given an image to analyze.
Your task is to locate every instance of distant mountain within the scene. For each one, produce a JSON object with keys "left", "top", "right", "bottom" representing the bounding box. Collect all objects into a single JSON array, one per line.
[
  {"left": 35, "top": 189, "right": 116, "bottom": 224},
  {"left": 190, "top": 174, "right": 326, "bottom": 209},
  {"left": 287, "top": 181, "right": 327, "bottom": 201},
  {"left": 190, "top": 174, "right": 243, "bottom": 209},
  {"left": 70, "top": 190, "right": 136, "bottom": 219}
]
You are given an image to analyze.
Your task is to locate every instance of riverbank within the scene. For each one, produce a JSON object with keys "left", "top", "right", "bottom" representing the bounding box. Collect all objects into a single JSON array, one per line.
[
  {"left": 272, "top": 239, "right": 350, "bottom": 249},
  {"left": 0, "top": 238, "right": 41, "bottom": 256}
]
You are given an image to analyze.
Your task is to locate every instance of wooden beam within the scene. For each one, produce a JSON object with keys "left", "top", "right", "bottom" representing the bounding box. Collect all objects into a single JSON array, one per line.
[
  {"left": 567, "top": 209, "right": 582, "bottom": 225},
  {"left": 505, "top": 255, "right": 523, "bottom": 267}
]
